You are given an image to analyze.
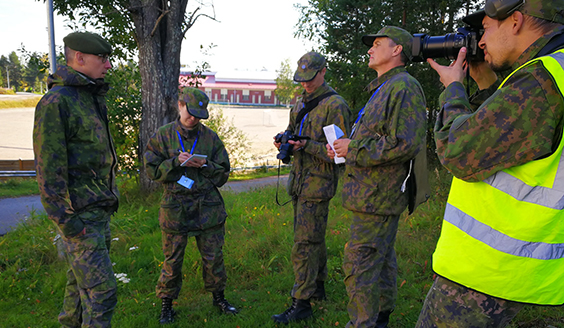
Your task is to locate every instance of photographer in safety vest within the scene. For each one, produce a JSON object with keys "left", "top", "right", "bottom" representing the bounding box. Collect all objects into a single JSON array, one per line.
[{"left": 416, "top": 0, "right": 564, "bottom": 326}]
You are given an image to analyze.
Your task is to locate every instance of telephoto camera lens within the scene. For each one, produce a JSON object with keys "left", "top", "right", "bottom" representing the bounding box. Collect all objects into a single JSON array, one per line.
[{"left": 412, "top": 27, "right": 484, "bottom": 62}]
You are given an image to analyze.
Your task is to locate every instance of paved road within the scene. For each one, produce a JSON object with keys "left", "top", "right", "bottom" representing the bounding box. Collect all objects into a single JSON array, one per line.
[{"left": 0, "top": 175, "right": 288, "bottom": 236}]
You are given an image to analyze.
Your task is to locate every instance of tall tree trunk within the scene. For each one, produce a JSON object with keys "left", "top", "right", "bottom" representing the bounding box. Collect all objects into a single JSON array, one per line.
[{"left": 129, "top": 0, "right": 188, "bottom": 192}]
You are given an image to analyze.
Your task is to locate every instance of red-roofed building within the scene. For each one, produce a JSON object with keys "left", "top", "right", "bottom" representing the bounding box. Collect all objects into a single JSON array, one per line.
[{"left": 179, "top": 69, "right": 297, "bottom": 106}]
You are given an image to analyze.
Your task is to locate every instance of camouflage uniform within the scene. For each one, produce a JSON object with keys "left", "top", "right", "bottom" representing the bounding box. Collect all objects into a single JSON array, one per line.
[
  {"left": 144, "top": 119, "right": 230, "bottom": 299},
  {"left": 285, "top": 80, "right": 351, "bottom": 300},
  {"left": 416, "top": 8, "right": 564, "bottom": 328},
  {"left": 342, "top": 58, "right": 426, "bottom": 327},
  {"left": 33, "top": 63, "right": 119, "bottom": 326}
]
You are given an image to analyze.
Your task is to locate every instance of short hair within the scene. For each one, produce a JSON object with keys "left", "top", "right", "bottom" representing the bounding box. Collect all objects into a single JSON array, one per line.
[
  {"left": 64, "top": 46, "right": 76, "bottom": 64},
  {"left": 389, "top": 39, "right": 409, "bottom": 65},
  {"left": 524, "top": 14, "right": 562, "bottom": 34}
]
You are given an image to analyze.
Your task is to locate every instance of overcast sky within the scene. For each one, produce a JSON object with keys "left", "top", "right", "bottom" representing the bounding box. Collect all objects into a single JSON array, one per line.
[{"left": 0, "top": 0, "right": 316, "bottom": 73}]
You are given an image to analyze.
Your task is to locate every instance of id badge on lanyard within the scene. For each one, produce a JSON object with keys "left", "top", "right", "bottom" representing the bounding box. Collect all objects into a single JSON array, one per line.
[{"left": 176, "top": 130, "right": 199, "bottom": 189}]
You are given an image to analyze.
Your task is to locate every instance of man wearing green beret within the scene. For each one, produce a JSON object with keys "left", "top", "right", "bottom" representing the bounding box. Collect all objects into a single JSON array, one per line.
[
  {"left": 33, "top": 31, "right": 119, "bottom": 327},
  {"left": 144, "top": 87, "right": 238, "bottom": 324},
  {"left": 328, "top": 26, "right": 428, "bottom": 328}
]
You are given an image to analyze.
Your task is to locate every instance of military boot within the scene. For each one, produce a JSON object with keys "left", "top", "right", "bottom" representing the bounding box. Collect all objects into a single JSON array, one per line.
[
  {"left": 159, "top": 298, "right": 176, "bottom": 324},
  {"left": 271, "top": 298, "right": 312, "bottom": 324},
  {"left": 212, "top": 291, "right": 239, "bottom": 315},
  {"left": 310, "top": 281, "right": 327, "bottom": 301},
  {"left": 375, "top": 310, "right": 392, "bottom": 328}
]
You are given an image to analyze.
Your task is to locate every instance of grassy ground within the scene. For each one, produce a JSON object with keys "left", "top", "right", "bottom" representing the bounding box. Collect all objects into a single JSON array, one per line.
[
  {"left": 0, "top": 167, "right": 288, "bottom": 199},
  {"left": 0, "top": 178, "right": 40, "bottom": 198},
  {"left": 1, "top": 169, "right": 563, "bottom": 327},
  {"left": 229, "top": 165, "right": 291, "bottom": 181},
  {"left": 0, "top": 97, "right": 41, "bottom": 109}
]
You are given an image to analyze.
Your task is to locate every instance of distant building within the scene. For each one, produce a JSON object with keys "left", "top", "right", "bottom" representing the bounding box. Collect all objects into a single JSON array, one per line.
[{"left": 179, "top": 69, "right": 297, "bottom": 106}]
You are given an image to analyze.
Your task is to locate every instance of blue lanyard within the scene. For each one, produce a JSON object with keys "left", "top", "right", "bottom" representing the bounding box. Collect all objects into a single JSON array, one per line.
[
  {"left": 177, "top": 131, "right": 199, "bottom": 154},
  {"left": 298, "top": 112, "right": 309, "bottom": 136},
  {"left": 351, "top": 81, "right": 387, "bottom": 136}
]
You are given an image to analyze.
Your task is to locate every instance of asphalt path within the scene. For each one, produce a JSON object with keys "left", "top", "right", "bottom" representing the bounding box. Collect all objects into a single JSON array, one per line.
[{"left": 0, "top": 174, "right": 288, "bottom": 236}]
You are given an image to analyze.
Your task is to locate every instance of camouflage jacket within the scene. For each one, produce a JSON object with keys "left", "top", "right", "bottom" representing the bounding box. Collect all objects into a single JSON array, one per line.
[
  {"left": 342, "top": 66, "right": 427, "bottom": 215},
  {"left": 435, "top": 26, "right": 564, "bottom": 181},
  {"left": 286, "top": 82, "right": 351, "bottom": 201},
  {"left": 144, "top": 120, "right": 230, "bottom": 234},
  {"left": 33, "top": 66, "right": 119, "bottom": 238}
]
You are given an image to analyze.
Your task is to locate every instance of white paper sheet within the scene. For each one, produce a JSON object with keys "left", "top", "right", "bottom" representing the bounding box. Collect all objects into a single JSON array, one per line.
[{"left": 323, "top": 124, "right": 346, "bottom": 164}]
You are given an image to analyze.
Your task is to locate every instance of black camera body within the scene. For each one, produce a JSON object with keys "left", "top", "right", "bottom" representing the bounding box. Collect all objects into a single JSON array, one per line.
[
  {"left": 274, "top": 131, "right": 309, "bottom": 164},
  {"left": 412, "top": 26, "right": 484, "bottom": 62}
]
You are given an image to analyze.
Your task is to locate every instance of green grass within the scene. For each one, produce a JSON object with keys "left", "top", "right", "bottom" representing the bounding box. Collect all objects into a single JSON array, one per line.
[
  {"left": 229, "top": 165, "right": 291, "bottom": 181},
  {"left": 0, "top": 167, "right": 289, "bottom": 199},
  {"left": 0, "top": 97, "right": 41, "bottom": 109},
  {"left": 1, "top": 169, "right": 563, "bottom": 327},
  {"left": 0, "top": 178, "right": 40, "bottom": 198}
]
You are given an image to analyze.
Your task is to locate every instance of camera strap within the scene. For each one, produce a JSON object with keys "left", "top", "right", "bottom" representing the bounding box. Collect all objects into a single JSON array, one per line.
[
  {"left": 275, "top": 161, "right": 293, "bottom": 206},
  {"left": 275, "top": 91, "right": 337, "bottom": 206},
  {"left": 295, "top": 91, "right": 337, "bottom": 126}
]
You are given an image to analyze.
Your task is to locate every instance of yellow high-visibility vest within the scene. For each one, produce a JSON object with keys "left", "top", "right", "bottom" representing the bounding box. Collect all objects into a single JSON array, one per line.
[{"left": 433, "top": 49, "right": 564, "bottom": 305}]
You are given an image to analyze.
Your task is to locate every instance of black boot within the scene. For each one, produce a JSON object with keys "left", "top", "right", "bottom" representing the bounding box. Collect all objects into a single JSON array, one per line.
[
  {"left": 272, "top": 298, "right": 313, "bottom": 324},
  {"left": 375, "top": 310, "right": 392, "bottom": 328},
  {"left": 310, "top": 281, "right": 327, "bottom": 301},
  {"left": 212, "top": 291, "right": 239, "bottom": 315},
  {"left": 159, "top": 298, "right": 176, "bottom": 324}
]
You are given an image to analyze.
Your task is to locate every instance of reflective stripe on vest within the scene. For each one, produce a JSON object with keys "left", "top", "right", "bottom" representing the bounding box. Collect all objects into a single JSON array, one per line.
[{"left": 433, "top": 49, "right": 564, "bottom": 305}]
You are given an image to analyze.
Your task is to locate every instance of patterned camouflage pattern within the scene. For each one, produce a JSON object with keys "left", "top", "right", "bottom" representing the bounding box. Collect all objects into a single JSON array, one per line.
[
  {"left": 291, "top": 199, "right": 329, "bottom": 299},
  {"left": 179, "top": 87, "right": 209, "bottom": 119},
  {"left": 521, "top": 0, "right": 564, "bottom": 24},
  {"left": 464, "top": 0, "right": 564, "bottom": 27},
  {"left": 343, "top": 212, "right": 400, "bottom": 328},
  {"left": 434, "top": 26, "right": 564, "bottom": 182},
  {"left": 58, "top": 211, "right": 117, "bottom": 328},
  {"left": 286, "top": 82, "right": 351, "bottom": 200},
  {"left": 342, "top": 66, "right": 427, "bottom": 215},
  {"left": 284, "top": 81, "right": 351, "bottom": 301},
  {"left": 415, "top": 276, "right": 524, "bottom": 328},
  {"left": 144, "top": 119, "right": 230, "bottom": 299},
  {"left": 33, "top": 65, "right": 119, "bottom": 238},
  {"left": 362, "top": 26, "right": 414, "bottom": 61},
  {"left": 293, "top": 51, "right": 327, "bottom": 82},
  {"left": 33, "top": 65, "right": 119, "bottom": 327},
  {"left": 156, "top": 225, "right": 227, "bottom": 299},
  {"left": 144, "top": 120, "right": 230, "bottom": 234},
  {"left": 421, "top": 23, "right": 564, "bottom": 327},
  {"left": 341, "top": 65, "right": 426, "bottom": 328}
]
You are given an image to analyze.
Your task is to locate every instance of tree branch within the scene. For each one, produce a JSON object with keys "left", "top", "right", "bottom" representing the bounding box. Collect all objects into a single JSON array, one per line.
[{"left": 151, "top": 9, "right": 171, "bottom": 37}]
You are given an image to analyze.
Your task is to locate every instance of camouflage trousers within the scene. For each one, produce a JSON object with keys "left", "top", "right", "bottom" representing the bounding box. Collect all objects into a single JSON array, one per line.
[
  {"left": 415, "top": 276, "right": 524, "bottom": 328},
  {"left": 156, "top": 224, "right": 227, "bottom": 299},
  {"left": 290, "top": 198, "right": 329, "bottom": 300},
  {"left": 343, "top": 212, "right": 399, "bottom": 328},
  {"left": 58, "top": 212, "right": 117, "bottom": 328}
]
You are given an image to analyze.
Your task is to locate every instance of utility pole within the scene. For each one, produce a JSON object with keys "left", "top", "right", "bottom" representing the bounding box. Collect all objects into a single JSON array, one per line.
[
  {"left": 47, "top": 0, "right": 56, "bottom": 74},
  {"left": 6, "top": 69, "right": 9, "bottom": 89}
]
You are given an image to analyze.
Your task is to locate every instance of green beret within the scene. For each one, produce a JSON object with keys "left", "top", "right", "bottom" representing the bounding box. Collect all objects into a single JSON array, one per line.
[{"left": 63, "top": 31, "right": 112, "bottom": 55}]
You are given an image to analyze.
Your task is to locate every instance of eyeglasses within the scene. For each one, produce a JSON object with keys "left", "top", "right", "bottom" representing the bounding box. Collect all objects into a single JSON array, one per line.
[{"left": 96, "top": 54, "right": 110, "bottom": 63}]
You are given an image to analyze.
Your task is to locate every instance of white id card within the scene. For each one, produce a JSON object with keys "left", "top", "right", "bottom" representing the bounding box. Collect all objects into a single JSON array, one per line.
[{"left": 177, "top": 176, "right": 194, "bottom": 189}]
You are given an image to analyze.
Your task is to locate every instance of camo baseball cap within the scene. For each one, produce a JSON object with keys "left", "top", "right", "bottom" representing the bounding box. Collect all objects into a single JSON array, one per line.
[
  {"left": 179, "top": 87, "right": 209, "bottom": 119},
  {"left": 63, "top": 31, "right": 112, "bottom": 55},
  {"left": 293, "top": 52, "right": 326, "bottom": 82},
  {"left": 463, "top": 0, "right": 564, "bottom": 28},
  {"left": 362, "top": 26, "right": 413, "bottom": 61}
]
